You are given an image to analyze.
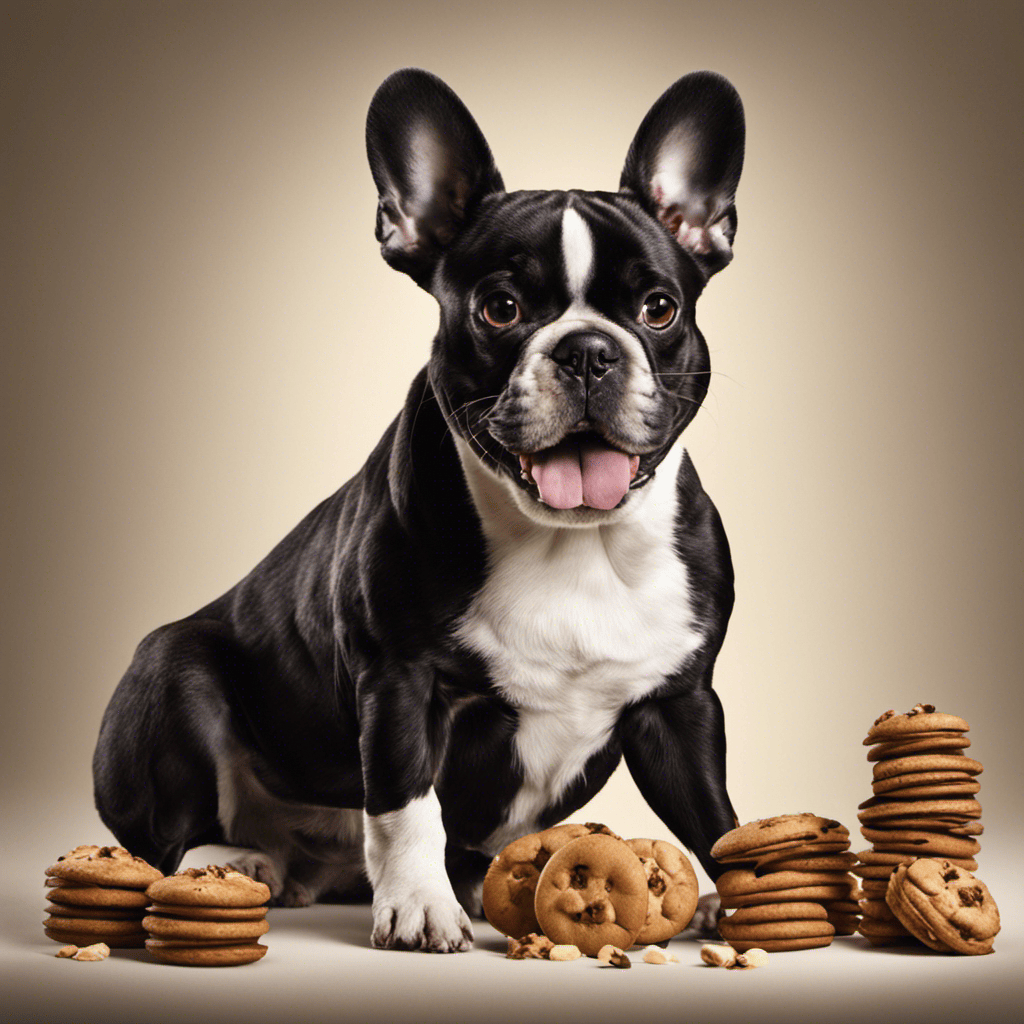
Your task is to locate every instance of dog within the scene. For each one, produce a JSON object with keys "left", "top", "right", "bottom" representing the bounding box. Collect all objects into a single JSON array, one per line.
[{"left": 93, "top": 68, "right": 745, "bottom": 952}]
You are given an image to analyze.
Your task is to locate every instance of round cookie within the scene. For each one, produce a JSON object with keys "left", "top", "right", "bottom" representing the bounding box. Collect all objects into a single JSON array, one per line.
[
  {"left": 872, "top": 755, "right": 982, "bottom": 780},
  {"left": 857, "top": 798, "right": 981, "bottom": 824},
  {"left": 44, "top": 914, "right": 148, "bottom": 938},
  {"left": 864, "top": 708, "right": 969, "bottom": 743},
  {"left": 147, "top": 902, "right": 269, "bottom": 921},
  {"left": 144, "top": 940, "right": 268, "bottom": 966},
  {"left": 872, "top": 778, "right": 980, "bottom": 799},
  {"left": 860, "top": 829, "right": 981, "bottom": 859},
  {"left": 711, "top": 814, "right": 848, "bottom": 863},
  {"left": 625, "top": 838, "right": 699, "bottom": 944},
  {"left": 47, "top": 846, "right": 163, "bottom": 889},
  {"left": 757, "top": 852, "right": 857, "bottom": 874},
  {"left": 724, "top": 933, "right": 833, "bottom": 953},
  {"left": 752, "top": 841, "right": 851, "bottom": 869},
  {"left": 724, "top": 902, "right": 827, "bottom": 924},
  {"left": 867, "top": 735, "right": 970, "bottom": 760},
  {"left": 533, "top": 833, "right": 648, "bottom": 956},
  {"left": 720, "top": 885, "right": 852, "bottom": 908},
  {"left": 885, "top": 859, "right": 999, "bottom": 955},
  {"left": 720, "top": 917, "right": 834, "bottom": 942},
  {"left": 45, "top": 903, "right": 144, "bottom": 920},
  {"left": 717, "top": 869, "right": 855, "bottom": 896},
  {"left": 856, "top": 915, "right": 914, "bottom": 944},
  {"left": 142, "top": 915, "right": 270, "bottom": 942},
  {"left": 46, "top": 885, "right": 150, "bottom": 909},
  {"left": 854, "top": 850, "right": 978, "bottom": 871},
  {"left": 146, "top": 866, "right": 271, "bottom": 908},
  {"left": 481, "top": 823, "right": 619, "bottom": 938}
]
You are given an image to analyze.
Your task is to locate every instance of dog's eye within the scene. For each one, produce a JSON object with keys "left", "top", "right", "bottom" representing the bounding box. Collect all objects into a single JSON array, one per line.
[
  {"left": 481, "top": 292, "right": 521, "bottom": 328},
  {"left": 640, "top": 294, "right": 677, "bottom": 329}
]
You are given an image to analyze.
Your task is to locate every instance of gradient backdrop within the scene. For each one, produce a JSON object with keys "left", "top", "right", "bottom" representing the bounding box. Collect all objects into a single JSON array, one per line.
[{"left": 2, "top": 2, "right": 1022, "bottom": 1021}]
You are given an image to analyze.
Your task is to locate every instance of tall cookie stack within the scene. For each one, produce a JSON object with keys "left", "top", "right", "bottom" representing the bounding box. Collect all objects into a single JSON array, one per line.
[
  {"left": 44, "top": 845, "right": 163, "bottom": 949},
  {"left": 144, "top": 865, "right": 272, "bottom": 966},
  {"left": 853, "top": 704, "right": 983, "bottom": 946},
  {"left": 712, "top": 814, "right": 860, "bottom": 952}
]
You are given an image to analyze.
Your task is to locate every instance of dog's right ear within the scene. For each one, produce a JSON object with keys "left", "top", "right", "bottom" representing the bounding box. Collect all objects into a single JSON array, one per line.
[{"left": 366, "top": 69, "right": 504, "bottom": 286}]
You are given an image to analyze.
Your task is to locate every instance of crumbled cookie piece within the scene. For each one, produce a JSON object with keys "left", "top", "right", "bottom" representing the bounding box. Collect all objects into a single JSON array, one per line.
[
  {"left": 549, "top": 944, "right": 582, "bottom": 961},
  {"left": 506, "top": 932, "right": 554, "bottom": 960},
  {"left": 56, "top": 945, "right": 78, "bottom": 958},
  {"left": 700, "top": 943, "right": 737, "bottom": 967},
  {"left": 72, "top": 942, "right": 111, "bottom": 961},
  {"left": 642, "top": 945, "right": 679, "bottom": 964}
]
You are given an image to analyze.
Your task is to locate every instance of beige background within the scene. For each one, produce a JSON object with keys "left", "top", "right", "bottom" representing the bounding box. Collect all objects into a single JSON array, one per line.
[{"left": 2, "top": 1, "right": 1022, "bottom": 1021}]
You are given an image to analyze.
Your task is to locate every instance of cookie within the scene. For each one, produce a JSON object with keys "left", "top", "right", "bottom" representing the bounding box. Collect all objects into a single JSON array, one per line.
[
  {"left": 481, "top": 822, "right": 620, "bottom": 938},
  {"left": 872, "top": 778, "right": 980, "bottom": 800},
  {"left": 854, "top": 850, "right": 978, "bottom": 871},
  {"left": 533, "top": 833, "right": 648, "bottom": 957},
  {"left": 142, "top": 915, "right": 270, "bottom": 942},
  {"left": 857, "top": 800, "right": 981, "bottom": 828},
  {"left": 856, "top": 915, "right": 915, "bottom": 944},
  {"left": 751, "top": 841, "right": 851, "bottom": 869},
  {"left": 885, "top": 859, "right": 999, "bottom": 955},
  {"left": 147, "top": 902, "right": 269, "bottom": 920},
  {"left": 625, "top": 838, "right": 699, "bottom": 944},
  {"left": 144, "top": 940, "right": 268, "bottom": 966},
  {"left": 46, "top": 885, "right": 151, "bottom": 909},
  {"left": 722, "top": 934, "right": 833, "bottom": 953},
  {"left": 720, "top": 885, "right": 852, "bottom": 909},
  {"left": 719, "top": 917, "right": 834, "bottom": 942},
  {"left": 866, "top": 734, "right": 970, "bottom": 760},
  {"left": 45, "top": 903, "right": 145, "bottom": 920},
  {"left": 860, "top": 830, "right": 981, "bottom": 859},
  {"left": 723, "top": 902, "right": 827, "bottom": 924},
  {"left": 864, "top": 707, "right": 969, "bottom": 743},
  {"left": 145, "top": 865, "right": 271, "bottom": 908},
  {"left": 46, "top": 846, "right": 163, "bottom": 889},
  {"left": 756, "top": 852, "right": 857, "bottom": 874},
  {"left": 717, "top": 869, "right": 855, "bottom": 896},
  {"left": 711, "top": 815, "right": 848, "bottom": 862},
  {"left": 871, "top": 755, "right": 982, "bottom": 780},
  {"left": 44, "top": 915, "right": 148, "bottom": 938}
]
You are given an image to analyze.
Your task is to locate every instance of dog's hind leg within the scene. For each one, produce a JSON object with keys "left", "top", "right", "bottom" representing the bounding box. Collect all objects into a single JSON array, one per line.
[{"left": 92, "top": 618, "right": 240, "bottom": 874}]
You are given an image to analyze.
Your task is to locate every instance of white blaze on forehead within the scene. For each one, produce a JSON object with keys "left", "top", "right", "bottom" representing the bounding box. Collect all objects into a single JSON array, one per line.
[{"left": 561, "top": 205, "right": 594, "bottom": 300}]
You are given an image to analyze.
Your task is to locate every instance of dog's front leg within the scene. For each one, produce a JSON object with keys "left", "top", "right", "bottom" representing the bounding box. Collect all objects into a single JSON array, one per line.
[
  {"left": 617, "top": 684, "right": 737, "bottom": 881},
  {"left": 360, "top": 674, "right": 473, "bottom": 952}
]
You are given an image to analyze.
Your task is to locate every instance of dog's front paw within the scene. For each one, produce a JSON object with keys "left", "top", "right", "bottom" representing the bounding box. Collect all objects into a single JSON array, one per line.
[
  {"left": 678, "top": 891, "right": 725, "bottom": 940},
  {"left": 371, "top": 886, "right": 474, "bottom": 952},
  {"left": 225, "top": 851, "right": 285, "bottom": 901}
]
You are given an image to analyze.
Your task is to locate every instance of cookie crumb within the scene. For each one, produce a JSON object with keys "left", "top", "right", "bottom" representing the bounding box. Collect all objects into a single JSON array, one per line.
[
  {"left": 642, "top": 945, "right": 678, "bottom": 964},
  {"left": 56, "top": 945, "right": 78, "bottom": 958},
  {"left": 700, "top": 944, "right": 736, "bottom": 967},
  {"left": 72, "top": 943, "right": 110, "bottom": 961},
  {"left": 549, "top": 944, "right": 582, "bottom": 961}
]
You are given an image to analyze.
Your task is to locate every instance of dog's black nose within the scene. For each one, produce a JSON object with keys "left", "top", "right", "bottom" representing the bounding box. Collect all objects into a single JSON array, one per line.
[{"left": 551, "top": 332, "right": 620, "bottom": 379}]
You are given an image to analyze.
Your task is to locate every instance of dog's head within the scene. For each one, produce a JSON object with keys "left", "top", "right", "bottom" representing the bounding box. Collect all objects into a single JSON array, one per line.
[{"left": 366, "top": 70, "right": 744, "bottom": 526}]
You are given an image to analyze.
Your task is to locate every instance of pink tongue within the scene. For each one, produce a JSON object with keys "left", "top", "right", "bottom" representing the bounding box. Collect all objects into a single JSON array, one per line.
[{"left": 531, "top": 437, "right": 632, "bottom": 510}]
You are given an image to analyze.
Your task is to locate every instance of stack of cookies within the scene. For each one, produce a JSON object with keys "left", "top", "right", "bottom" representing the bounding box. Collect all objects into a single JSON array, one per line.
[
  {"left": 143, "top": 865, "right": 271, "bottom": 966},
  {"left": 44, "top": 845, "right": 163, "bottom": 949},
  {"left": 853, "top": 704, "right": 983, "bottom": 946},
  {"left": 712, "top": 813, "right": 860, "bottom": 952}
]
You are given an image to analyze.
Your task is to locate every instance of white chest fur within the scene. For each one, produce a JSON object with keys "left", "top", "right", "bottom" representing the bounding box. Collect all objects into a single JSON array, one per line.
[{"left": 453, "top": 438, "right": 703, "bottom": 851}]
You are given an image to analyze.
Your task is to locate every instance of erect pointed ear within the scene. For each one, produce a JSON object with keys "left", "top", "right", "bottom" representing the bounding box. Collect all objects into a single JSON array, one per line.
[
  {"left": 620, "top": 72, "right": 745, "bottom": 277},
  {"left": 366, "top": 69, "right": 505, "bottom": 287}
]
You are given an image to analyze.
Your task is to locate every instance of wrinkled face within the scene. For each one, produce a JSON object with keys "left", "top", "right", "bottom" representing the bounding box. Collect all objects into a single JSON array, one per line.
[{"left": 431, "top": 190, "right": 710, "bottom": 525}]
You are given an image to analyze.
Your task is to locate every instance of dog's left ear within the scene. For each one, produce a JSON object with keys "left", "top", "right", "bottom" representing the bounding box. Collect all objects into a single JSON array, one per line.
[
  {"left": 620, "top": 72, "right": 745, "bottom": 277},
  {"left": 366, "top": 69, "right": 505, "bottom": 286}
]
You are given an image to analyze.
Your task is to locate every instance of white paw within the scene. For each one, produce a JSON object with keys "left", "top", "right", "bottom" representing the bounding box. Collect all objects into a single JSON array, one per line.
[
  {"left": 226, "top": 851, "right": 285, "bottom": 900},
  {"left": 371, "top": 886, "right": 474, "bottom": 952}
]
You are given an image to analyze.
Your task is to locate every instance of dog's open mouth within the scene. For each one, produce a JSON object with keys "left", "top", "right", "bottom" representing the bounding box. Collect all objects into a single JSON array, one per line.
[{"left": 518, "top": 433, "right": 641, "bottom": 510}]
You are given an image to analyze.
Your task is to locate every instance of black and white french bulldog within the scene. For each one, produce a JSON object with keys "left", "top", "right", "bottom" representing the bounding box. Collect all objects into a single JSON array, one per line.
[{"left": 93, "top": 68, "right": 745, "bottom": 952}]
